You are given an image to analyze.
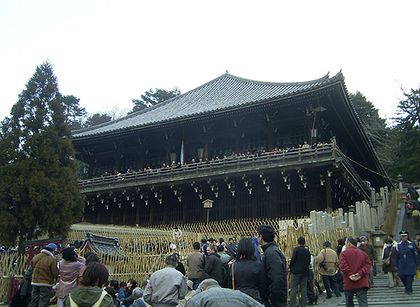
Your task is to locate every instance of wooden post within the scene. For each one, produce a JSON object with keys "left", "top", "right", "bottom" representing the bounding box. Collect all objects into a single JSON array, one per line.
[{"left": 325, "top": 176, "right": 332, "bottom": 212}]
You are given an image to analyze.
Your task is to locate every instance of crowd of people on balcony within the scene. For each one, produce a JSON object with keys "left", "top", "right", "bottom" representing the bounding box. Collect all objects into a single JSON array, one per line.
[{"left": 80, "top": 141, "right": 333, "bottom": 182}]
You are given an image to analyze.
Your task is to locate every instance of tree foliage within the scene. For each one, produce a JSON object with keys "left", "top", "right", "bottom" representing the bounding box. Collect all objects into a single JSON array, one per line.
[
  {"left": 131, "top": 88, "right": 181, "bottom": 112},
  {"left": 350, "top": 92, "right": 395, "bottom": 168},
  {"left": 0, "top": 61, "right": 83, "bottom": 247},
  {"left": 62, "top": 95, "right": 86, "bottom": 130},
  {"left": 83, "top": 113, "right": 113, "bottom": 128},
  {"left": 391, "top": 87, "right": 420, "bottom": 182}
]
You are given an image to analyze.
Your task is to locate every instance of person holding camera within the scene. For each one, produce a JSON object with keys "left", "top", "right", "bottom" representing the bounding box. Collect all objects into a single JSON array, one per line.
[{"left": 316, "top": 241, "right": 341, "bottom": 299}]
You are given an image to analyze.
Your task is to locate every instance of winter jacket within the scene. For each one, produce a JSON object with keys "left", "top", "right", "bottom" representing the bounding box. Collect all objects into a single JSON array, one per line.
[
  {"left": 31, "top": 249, "right": 59, "bottom": 287},
  {"left": 315, "top": 247, "right": 338, "bottom": 276},
  {"left": 359, "top": 243, "right": 376, "bottom": 262},
  {"left": 382, "top": 246, "right": 398, "bottom": 273},
  {"left": 186, "top": 251, "right": 205, "bottom": 279},
  {"left": 204, "top": 253, "right": 224, "bottom": 285},
  {"left": 229, "top": 259, "right": 264, "bottom": 303},
  {"left": 56, "top": 257, "right": 86, "bottom": 299},
  {"left": 217, "top": 251, "right": 232, "bottom": 264},
  {"left": 144, "top": 266, "right": 187, "bottom": 306},
  {"left": 260, "top": 242, "right": 287, "bottom": 305},
  {"left": 339, "top": 245, "right": 371, "bottom": 290},
  {"left": 185, "top": 285, "right": 264, "bottom": 307},
  {"left": 289, "top": 246, "right": 310, "bottom": 275},
  {"left": 396, "top": 240, "right": 419, "bottom": 275},
  {"left": 63, "top": 286, "right": 114, "bottom": 307},
  {"left": 129, "top": 298, "right": 147, "bottom": 307}
]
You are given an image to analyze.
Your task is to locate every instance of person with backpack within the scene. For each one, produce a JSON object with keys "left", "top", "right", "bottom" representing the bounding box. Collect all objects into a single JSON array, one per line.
[
  {"left": 64, "top": 262, "right": 114, "bottom": 307},
  {"left": 257, "top": 225, "right": 287, "bottom": 307}
]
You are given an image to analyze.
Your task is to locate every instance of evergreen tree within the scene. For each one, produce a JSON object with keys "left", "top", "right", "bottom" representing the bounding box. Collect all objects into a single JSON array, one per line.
[
  {"left": 392, "top": 87, "right": 420, "bottom": 182},
  {"left": 83, "top": 112, "right": 113, "bottom": 128},
  {"left": 131, "top": 87, "right": 181, "bottom": 112},
  {"left": 0, "top": 61, "right": 83, "bottom": 248},
  {"left": 62, "top": 95, "right": 86, "bottom": 130},
  {"left": 350, "top": 92, "right": 395, "bottom": 168}
]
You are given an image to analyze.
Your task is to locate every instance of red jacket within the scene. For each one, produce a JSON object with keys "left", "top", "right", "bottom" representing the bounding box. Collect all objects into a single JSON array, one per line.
[{"left": 339, "top": 245, "right": 371, "bottom": 290}]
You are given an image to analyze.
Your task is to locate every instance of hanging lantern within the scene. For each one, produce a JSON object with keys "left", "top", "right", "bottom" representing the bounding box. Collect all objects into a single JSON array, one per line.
[{"left": 131, "top": 201, "right": 135, "bottom": 207}]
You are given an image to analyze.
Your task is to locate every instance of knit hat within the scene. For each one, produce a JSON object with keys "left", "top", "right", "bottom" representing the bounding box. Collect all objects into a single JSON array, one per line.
[
  {"left": 61, "top": 247, "right": 77, "bottom": 261},
  {"left": 46, "top": 243, "right": 58, "bottom": 251}
]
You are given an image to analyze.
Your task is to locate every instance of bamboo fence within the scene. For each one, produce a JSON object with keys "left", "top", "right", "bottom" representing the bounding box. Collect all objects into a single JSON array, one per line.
[{"left": 1, "top": 215, "right": 352, "bottom": 303}]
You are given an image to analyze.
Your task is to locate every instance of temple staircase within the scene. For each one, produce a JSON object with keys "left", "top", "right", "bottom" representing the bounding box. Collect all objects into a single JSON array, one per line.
[{"left": 334, "top": 274, "right": 420, "bottom": 306}]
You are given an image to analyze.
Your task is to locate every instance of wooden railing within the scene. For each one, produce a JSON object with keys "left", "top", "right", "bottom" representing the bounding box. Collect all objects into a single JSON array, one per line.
[{"left": 79, "top": 144, "right": 336, "bottom": 193}]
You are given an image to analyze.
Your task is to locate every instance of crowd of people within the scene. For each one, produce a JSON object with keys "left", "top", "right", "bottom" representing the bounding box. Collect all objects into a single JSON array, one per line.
[
  {"left": 81, "top": 141, "right": 332, "bottom": 181},
  {"left": 9, "top": 226, "right": 420, "bottom": 307}
]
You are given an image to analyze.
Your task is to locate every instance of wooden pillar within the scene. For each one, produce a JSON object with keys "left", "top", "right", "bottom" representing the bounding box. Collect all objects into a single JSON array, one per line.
[
  {"left": 163, "top": 203, "right": 168, "bottom": 224},
  {"left": 235, "top": 193, "right": 241, "bottom": 219},
  {"left": 325, "top": 176, "right": 332, "bottom": 212},
  {"left": 218, "top": 197, "right": 224, "bottom": 220},
  {"left": 204, "top": 139, "right": 209, "bottom": 160},
  {"left": 96, "top": 211, "right": 100, "bottom": 224},
  {"left": 135, "top": 205, "right": 140, "bottom": 226},
  {"left": 122, "top": 207, "right": 126, "bottom": 225},
  {"left": 109, "top": 207, "right": 114, "bottom": 224},
  {"left": 149, "top": 205, "right": 154, "bottom": 225}
]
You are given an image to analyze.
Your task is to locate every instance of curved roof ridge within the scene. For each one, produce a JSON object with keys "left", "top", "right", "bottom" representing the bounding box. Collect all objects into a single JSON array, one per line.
[
  {"left": 73, "top": 71, "right": 344, "bottom": 138},
  {"left": 226, "top": 72, "right": 331, "bottom": 86},
  {"left": 72, "top": 73, "right": 232, "bottom": 135}
]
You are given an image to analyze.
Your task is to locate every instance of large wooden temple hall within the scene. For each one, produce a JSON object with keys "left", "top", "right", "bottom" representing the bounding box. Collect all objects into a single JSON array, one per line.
[{"left": 72, "top": 72, "right": 392, "bottom": 226}]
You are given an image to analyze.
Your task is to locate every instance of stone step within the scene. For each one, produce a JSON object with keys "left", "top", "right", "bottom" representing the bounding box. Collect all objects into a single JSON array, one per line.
[{"left": 332, "top": 275, "right": 420, "bottom": 306}]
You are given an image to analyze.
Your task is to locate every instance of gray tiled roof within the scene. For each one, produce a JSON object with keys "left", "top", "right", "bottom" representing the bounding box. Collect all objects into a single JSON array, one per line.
[
  {"left": 73, "top": 72, "right": 343, "bottom": 139},
  {"left": 82, "top": 232, "right": 124, "bottom": 256}
]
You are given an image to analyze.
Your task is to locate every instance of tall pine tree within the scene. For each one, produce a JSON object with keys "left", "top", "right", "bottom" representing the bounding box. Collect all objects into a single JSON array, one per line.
[{"left": 0, "top": 61, "right": 83, "bottom": 248}]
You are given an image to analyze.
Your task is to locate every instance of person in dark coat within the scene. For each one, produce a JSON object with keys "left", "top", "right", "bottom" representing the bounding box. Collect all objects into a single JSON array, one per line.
[
  {"left": 382, "top": 238, "right": 399, "bottom": 288},
  {"left": 289, "top": 237, "right": 310, "bottom": 307},
  {"left": 395, "top": 231, "right": 419, "bottom": 295},
  {"left": 257, "top": 225, "right": 287, "bottom": 307},
  {"left": 228, "top": 237, "right": 264, "bottom": 303},
  {"left": 204, "top": 244, "right": 224, "bottom": 286}
]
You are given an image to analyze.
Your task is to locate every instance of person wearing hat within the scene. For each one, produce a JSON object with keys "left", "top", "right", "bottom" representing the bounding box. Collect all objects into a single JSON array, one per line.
[
  {"left": 56, "top": 247, "right": 86, "bottom": 307},
  {"left": 395, "top": 231, "right": 419, "bottom": 295},
  {"left": 358, "top": 236, "right": 376, "bottom": 288},
  {"left": 29, "top": 243, "right": 59, "bottom": 307},
  {"left": 315, "top": 241, "right": 341, "bottom": 299}
]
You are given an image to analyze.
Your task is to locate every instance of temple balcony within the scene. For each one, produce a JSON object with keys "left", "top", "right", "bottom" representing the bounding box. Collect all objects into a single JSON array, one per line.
[{"left": 78, "top": 142, "right": 368, "bottom": 197}]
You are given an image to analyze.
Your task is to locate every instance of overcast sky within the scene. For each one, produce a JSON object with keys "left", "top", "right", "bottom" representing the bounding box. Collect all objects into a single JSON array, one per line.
[{"left": 1, "top": 0, "right": 419, "bottom": 122}]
